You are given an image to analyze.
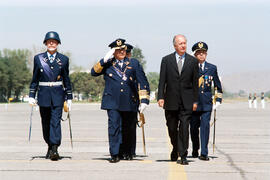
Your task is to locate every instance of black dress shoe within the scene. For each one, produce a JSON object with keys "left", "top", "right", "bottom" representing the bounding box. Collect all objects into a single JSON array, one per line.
[
  {"left": 118, "top": 154, "right": 124, "bottom": 160},
  {"left": 123, "top": 154, "right": 129, "bottom": 160},
  {"left": 178, "top": 157, "right": 189, "bottom": 165},
  {"left": 45, "top": 148, "right": 52, "bottom": 159},
  {"left": 170, "top": 151, "right": 178, "bottom": 161},
  {"left": 199, "top": 155, "right": 209, "bottom": 161},
  {"left": 192, "top": 151, "right": 198, "bottom": 158},
  {"left": 109, "top": 155, "right": 120, "bottom": 163},
  {"left": 50, "top": 145, "right": 60, "bottom": 161},
  {"left": 126, "top": 154, "right": 133, "bottom": 161}
]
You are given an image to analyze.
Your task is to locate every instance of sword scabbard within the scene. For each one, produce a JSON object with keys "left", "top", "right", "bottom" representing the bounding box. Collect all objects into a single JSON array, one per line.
[{"left": 139, "top": 113, "right": 146, "bottom": 155}]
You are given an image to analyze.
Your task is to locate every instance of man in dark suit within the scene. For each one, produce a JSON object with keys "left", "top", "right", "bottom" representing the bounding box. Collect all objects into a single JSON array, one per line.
[
  {"left": 190, "top": 42, "right": 222, "bottom": 161},
  {"left": 158, "top": 34, "right": 199, "bottom": 165},
  {"left": 28, "top": 31, "right": 73, "bottom": 161},
  {"left": 91, "top": 39, "right": 150, "bottom": 163}
]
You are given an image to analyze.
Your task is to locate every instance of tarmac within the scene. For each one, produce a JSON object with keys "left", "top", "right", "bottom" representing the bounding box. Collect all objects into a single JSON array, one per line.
[{"left": 0, "top": 102, "right": 269, "bottom": 180}]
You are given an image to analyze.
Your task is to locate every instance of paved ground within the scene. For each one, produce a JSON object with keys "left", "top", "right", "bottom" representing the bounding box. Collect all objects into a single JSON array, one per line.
[{"left": 0, "top": 102, "right": 269, "bottom": 180}]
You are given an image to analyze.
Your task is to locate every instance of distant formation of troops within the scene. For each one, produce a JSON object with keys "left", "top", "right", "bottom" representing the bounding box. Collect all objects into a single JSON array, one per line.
[
  {"left": 28, "top": 32, "right": 223, "bottom": 165},
  {"left": 248, "top": 92, "right": 265, "bottom": 109}
]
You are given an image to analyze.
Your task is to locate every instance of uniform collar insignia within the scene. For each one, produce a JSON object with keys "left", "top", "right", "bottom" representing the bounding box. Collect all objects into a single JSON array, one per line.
[
  {"left": 43, "top": 57, "right": 48, "bottom": 63},
  {"left": 56, "top": 58, "right": 62, "bottom": 65}
]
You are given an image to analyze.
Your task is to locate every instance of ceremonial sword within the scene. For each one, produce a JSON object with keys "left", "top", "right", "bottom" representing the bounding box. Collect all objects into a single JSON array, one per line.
[
  {"left": 213, "top": 109, "right": 216, "bottom": 153},
  {"left": 28, "top": 106, "right": 34, "bottom": 142},
  {"left": 139, "top": 113, "right": 146, "bottom": 155},
  {"left": 63, "top": 101, "right": 73, "bottom": 149}
]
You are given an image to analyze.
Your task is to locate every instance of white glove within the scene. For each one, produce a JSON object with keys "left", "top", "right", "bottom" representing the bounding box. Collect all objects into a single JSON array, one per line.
[
  {"left": 67, "top": 99, "right": 72, "bottom": 111},
  {"left": 139, "top": 103, "right": 148, "bottom": 113},
  {"left": 28, "top": 97, "right": 36, "bottom": 106},
  {"left": 213, "top": 102, "right": 221, "bottom": 110},
  {"left": 103, "top": 48, "right": 115, "bottom": 63}
]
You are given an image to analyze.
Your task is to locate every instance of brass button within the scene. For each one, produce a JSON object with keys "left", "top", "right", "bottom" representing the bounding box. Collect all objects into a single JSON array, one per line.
[
  {"left": 121, "top": 82, "right": 123, "bottom": 85},
  {"left": 51, "top": 67, "right": 53, "bottom": 69},
  {"left": 120, "top": 89, "right": 123, "bottom": 92},
  {"left": 201, "top": 91, "right": 204, "bottom": 93}
]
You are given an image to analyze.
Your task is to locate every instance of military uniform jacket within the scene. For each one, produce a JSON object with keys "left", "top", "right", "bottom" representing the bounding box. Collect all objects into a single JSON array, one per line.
[
  {"left": 158, "top": 52, "right": 199, "bottom": 111},
  {"left": 197, "top": 61, "right": 222, "bottom": 112},
  {"left": 91, "top": 57, "right": 150, "bottom": 112},
  {"left": 29, "top": 52, "right": 73, "bottom": 107}
]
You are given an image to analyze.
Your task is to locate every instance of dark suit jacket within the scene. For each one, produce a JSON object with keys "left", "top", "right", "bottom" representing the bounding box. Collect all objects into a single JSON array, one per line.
[{"left": 158, "top": 52, "right": 199, "bottom": 111}]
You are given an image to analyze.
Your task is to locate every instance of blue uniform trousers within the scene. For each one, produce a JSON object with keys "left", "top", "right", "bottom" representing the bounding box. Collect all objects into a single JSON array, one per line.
[
  {"left": 39, "top": 106, "right": 63, "bottom": 146},
  {"left": 107, "top": 110, "right": 137, "bottom": 156},
  {"left": 190, "top": 111, "right": 212, "bottom": 156}
]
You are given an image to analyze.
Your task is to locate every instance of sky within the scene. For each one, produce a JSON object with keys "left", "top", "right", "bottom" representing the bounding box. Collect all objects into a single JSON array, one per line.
[{"left": 1, "top": 0, "right": 269, "bottom": 75}]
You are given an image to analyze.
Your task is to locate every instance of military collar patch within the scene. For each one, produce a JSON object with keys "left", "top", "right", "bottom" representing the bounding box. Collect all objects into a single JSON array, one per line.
[
  {"left": 56, "top": 58, "right": 62, "bottom": 65},
  {"left": 43, "top": 57, "right": 48, "bottom": 63},
  {"left": 124, "top": 61, "right": 130, "bottom": 65}
]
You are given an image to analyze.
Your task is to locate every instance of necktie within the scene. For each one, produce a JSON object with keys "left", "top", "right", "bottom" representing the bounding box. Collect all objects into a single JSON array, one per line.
[
  {"left": 199, "top": 63, "right": 203, "bottom": 72},
  {"left": 178, "top": 56, "right": 182, "bottom": 75},
  {"left": 49, "top": 55, "right": 54, "bottom": 63}
]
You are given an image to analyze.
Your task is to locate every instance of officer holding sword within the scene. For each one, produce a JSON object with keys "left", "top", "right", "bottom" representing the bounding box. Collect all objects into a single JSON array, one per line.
[
  {"left": 190, "top": 42, "right": 222, "bottom": 161},
  {"left": 28, "top": 31, "right": 73, "bottom": 161}
]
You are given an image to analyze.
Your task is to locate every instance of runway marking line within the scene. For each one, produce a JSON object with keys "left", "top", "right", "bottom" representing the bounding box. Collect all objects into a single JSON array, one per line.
[{"left": 167, "top": 133, "right": 187, "bottom": 180}]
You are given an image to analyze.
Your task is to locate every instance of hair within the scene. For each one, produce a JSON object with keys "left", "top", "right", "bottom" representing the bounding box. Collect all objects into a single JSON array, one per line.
[{"left": 173, "top": 34, "right": 187, "bottom": 45}]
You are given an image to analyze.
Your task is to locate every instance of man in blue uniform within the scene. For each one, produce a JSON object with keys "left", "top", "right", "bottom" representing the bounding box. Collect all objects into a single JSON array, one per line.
[
  {"left": 28, "top": 31, "right": 73, "bottom": 161},
  {"left": 190, "top": 42, "right": 222, "bottom": 161},
  {"left": 91, "top": 39, "right": 150, "bottom": 163},
  {"left": 123, "top": 43, "right": 137, "bottom": 158}
]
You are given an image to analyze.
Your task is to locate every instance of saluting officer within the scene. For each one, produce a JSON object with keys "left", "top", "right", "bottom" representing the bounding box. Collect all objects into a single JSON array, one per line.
[
  {"left": 28, "top": 31, "right": 73, "bottom": 161},
  {"left": 91, "top": 39, "right": 150, "bottom": 163},
  {"left": 190, "top": 42, "right": 222, "bottom": 161}
]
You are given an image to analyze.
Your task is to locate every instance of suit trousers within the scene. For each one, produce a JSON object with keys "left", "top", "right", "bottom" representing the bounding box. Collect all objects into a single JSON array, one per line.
[
  {"left": 190, "top": 111, "right": 212, "bottom": 156},
  {"left": 130, "top": 114, "right": 137, "bottom": 155},
  {"left": 165, "top": 108, "right": 192, "bottom": 157},
  {"left": 39, "top": 106, "right": 63, "bottom": 146},
  {"left": 120, "top": 111, "right": 137, "bottom": 156}
]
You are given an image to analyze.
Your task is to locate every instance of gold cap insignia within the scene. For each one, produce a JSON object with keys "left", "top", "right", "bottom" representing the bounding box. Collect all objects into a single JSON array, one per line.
[
  {"left": 116, "top": 40, "right": 122, "bottom": 46},
  {"left": 198, "top": 42, "right": 204, "bottom": 49}
]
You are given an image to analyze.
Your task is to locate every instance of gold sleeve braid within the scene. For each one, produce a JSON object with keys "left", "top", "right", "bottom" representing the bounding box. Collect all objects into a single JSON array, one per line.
[
  {"left": 139, "top": 90, "right": 150, "bottom": 100},
  {"left": 93, "top": 62, "right": 103, "bottom": 73}
]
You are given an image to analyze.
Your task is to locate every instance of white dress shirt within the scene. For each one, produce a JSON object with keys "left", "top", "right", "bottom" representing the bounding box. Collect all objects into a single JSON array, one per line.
[
  {"left": 47, "top": 52, "right": 57, "bottom": 62},
  {"left": 175, "top": 52, "right": 186, "bottom": 65}
]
